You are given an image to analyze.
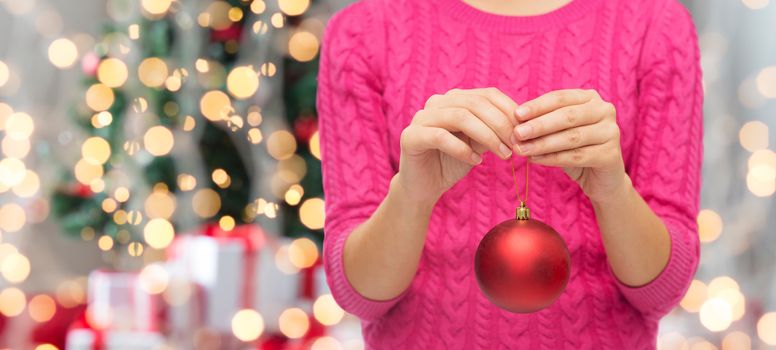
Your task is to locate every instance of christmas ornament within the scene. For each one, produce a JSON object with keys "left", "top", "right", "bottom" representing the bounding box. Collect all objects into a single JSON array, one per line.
[
  {"left": 81, "top": 52, "right": 100, "bottom": 76},
  {"left": 474, "top": 159, "right": 570, "bottom": 313}
]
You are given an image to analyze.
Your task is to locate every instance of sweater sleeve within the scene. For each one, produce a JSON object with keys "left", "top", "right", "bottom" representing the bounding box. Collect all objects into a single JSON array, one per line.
[
  {"left": 316, "top": 1, "right": 406, "bottom": 322},
  {"left": 612, "top": 0, "right": 703, "bottom": 321}
]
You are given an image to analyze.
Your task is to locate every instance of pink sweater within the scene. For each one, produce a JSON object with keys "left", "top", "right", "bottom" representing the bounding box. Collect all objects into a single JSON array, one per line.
[{"left": 316, "top": 0, "right": 703, "bottom": 348}]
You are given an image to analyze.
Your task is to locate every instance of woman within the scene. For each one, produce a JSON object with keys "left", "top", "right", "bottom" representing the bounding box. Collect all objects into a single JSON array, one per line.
[{"left": 316, "top": 0, "right": 702, "bottom": 348}]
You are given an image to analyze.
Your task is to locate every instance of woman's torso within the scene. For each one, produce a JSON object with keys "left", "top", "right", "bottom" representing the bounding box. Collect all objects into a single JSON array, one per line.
[{"left": 359, "top": 0, "right": 663, "bottom": 348}]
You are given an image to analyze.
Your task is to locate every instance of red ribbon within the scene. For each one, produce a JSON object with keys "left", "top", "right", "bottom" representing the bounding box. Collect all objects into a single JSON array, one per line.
[
  {"left": 69, "top": 311, "right": 104, "bottom": 350},
  {"left": 300, "top": 258, "right": 322, "bottom": 300}
]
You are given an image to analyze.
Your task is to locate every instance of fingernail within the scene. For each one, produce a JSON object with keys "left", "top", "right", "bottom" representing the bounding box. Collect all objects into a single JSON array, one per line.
[
  {"left": 471, "top": 153, "right": 482, "bottom": 164},
  {"left": 515, "top": 124, "right": 532, "bottom": 139},
  {"left": 499, "top": 143, "right": 512, "bottom": 158},
  {"left": 516, "top": 106, "right": 530, "bottom": 118},
  {"left": 516, "top": 142, "right": 532, "bottom": 154}
]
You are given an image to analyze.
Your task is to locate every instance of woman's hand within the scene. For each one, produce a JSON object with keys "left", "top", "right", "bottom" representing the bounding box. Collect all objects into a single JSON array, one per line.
[
  {"left": 511, "top": 89, "right": 627, "bottom": 204},
  {"left": 397, "top": 88, "right": 518, "bottom": 206}
]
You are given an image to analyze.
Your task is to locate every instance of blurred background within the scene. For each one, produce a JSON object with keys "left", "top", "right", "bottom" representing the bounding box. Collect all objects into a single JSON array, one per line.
[{"left": 0, "top": 0, "right": 772, "bottom": 349}]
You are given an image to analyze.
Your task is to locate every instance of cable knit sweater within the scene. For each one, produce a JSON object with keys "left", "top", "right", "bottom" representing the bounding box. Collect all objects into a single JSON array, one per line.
[{"left": 316, "top": 0, "right": 703, "bottom": 348}]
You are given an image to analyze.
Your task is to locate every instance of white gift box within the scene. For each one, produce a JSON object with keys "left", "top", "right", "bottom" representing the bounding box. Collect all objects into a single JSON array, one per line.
[
  {"left": 87, "top": 270, "right": 157, "bottom": 332},
  {"left": 65, "top": 329, "right": 165, "bottom": 350},
  {"left": 166, "top": 226, "right": 301, "bottom": 333}
]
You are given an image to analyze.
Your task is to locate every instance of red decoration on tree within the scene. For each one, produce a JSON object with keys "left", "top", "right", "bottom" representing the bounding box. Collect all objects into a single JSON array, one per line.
[
  {"left": 293, "top": 115, "right": 318, "bottom": 143},
  {"left": 210, "top": 24, "right": 243, "bottom": 42},
  {"left": 81, "top": 52, "right": 100, "bottom": 76},
  {"left": 62, "top": 183, "right": 93, "bottom": 198}
]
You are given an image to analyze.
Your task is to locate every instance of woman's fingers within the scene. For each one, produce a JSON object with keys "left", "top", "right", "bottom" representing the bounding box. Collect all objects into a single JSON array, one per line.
[
  {"left": 400, "top": 125, "right": 482, "bottom": 165},
  {"left": 415, "top": 108, "right": 512, "bottom": 159},
  {"left": 515, "top": 89, "right": 596, "bottom": 122},
  {"left": 426, "top": 91, "right": 515, "bottom": 148},
  {"left": 513, "top": 103, "right": 601, "bottom": 142},
  {"left": 448, "top": 88, "right": 519, "bottom": 125},
  {"left": 513, "top": 123, "right": 613, "bottom": 156},
  {"left": 528, "top": 142, "right": 619, "bottom": 168}
]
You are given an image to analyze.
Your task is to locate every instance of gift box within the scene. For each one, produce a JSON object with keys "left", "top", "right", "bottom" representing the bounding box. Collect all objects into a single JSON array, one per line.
[
  {"left": 64, "top": 271, "right": 164, "bottom": 350},
  {"left": 65, "top": 329, "right": 165, "bottom": 350},
  {"left": 86, "top": 270, "right": 158, "bottom": 332},
  {"left": 166, "top": 224, "right": 302, "bottom": 335}
]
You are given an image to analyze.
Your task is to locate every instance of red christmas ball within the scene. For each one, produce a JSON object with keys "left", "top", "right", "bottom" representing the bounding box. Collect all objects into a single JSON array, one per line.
[{"left": 475, "top": 215, "right": 570, "bottom": 313}]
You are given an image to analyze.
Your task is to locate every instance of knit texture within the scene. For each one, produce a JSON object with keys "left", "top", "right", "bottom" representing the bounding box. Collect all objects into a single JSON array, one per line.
[{"left": 316, "top": 0, "right": 703, "bottom": 348}]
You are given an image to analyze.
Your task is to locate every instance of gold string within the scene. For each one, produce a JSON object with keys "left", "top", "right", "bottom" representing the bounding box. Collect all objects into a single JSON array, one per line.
[{"left": 510, "top": 156, "right": 529, "bottom": 205}]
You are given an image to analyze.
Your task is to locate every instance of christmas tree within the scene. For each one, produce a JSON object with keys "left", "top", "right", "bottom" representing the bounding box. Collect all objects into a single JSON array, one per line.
[{"left": 50, "top": 0, "right": 325, "bottom": 260}]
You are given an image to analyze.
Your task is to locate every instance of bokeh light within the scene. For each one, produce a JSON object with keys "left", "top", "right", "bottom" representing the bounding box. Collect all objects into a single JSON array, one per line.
[
  {"left": 143, "top": 125, "right": 175, "bottom": 156},
  {"left": 311, "top": 337, "right": 342, "bottom": 350},
  {"left": 97, "top": 235, "right": 114, "bottom": 251},
  {"left": 200, "top": 90, "right": 233, "bottom": 121},
  {"left": 144, "top": 218, "right": 175, "bottom": 249},
  {"left": 0, "top": 61, "right": 8, "bottom": 87},
  {"left": 145, "top": 189, "right": 176, "bottom": 219},
  {"left": 219, "top": 215, "right": 235, "bottom": 231},
  {"left": 267, "top": 130, "right": 297, "bottom": 160},
  {"left": 2, "top": 136, "right": 31, "bottom": 159},
  {"left": 758, "top": 312, "right": 776, "bottom": 345},
  {"left": 309, "top": 131, "right": 321, "bottom": 159},
  {"left": 0, "top": 157, "right": 27, "bottom": 187},
  {"left": 279, "top": 307, "right": 310, "bottom": 339},
  {"left": 138, "top": 57, "right": 169, "bottom": 88},
  {"left": 141, "top": 0, "right": 173, "bottom": 16},
  {"left": 722, "top": 331, "right": 751, "bottom": 350},
  {"left": 742, "top": 0, "right": 770, "bottom": 10},
  {"left": 28, "top": 294, "right": 57, "bottom": 323},
  {"left": 5, "top": 112, "right": 34, "bottom": 140},
  {"left": 12, "top": 170, "right": 40, "bottom": 198},
  {"left": 74, "top": 158, "right": 103, "bottom": 185},
  {"left": 82, "top": 136, "right": 111, "bottom": 165},
  {"left": 313, "top": 294, "right": 345, "bottom": 326},
  {"left": 0, "top": 203, "right": 26, "bottom": 233},
  {"left": 1, "top": 252, "right": 31, "bottom": 283},
  {"left": 85, "top": 83, "right": 115, "bottom": 112},
  {"left": 226, "top": 66, "right": 260, "bottom": 99},
  {"left": 34, "top": 345, "right": 58, "bottom": 350},
  {"left": 204, "top": 1, "right": 234, "bottom": 30},
  {"left": 231, "top": 309, "right": 264, "bottom": 341},
  {"left": 288, "top": 237, "right": 318, "bottom": 268},
  {"left": 739, "top": 121, "right": 769, "bottom": 152},
  {"left": 192, "top": 188, "right": 221, "bottom": 218},
  {"left": 278, "top": 0, "right": 310, "bottom": 16},
  {"left": 699, "top": 297, "right": 733, "bottom": 332},
  {"left": 285, "top": 184, "right": 304, "bottom": 205},
  {"left": 288, "top": 31, "right": 319, "bottom": 62},
  {"left": 756, "top": 66, "right": 776, "bottom": 98},
  {"left": 697, "top": 209, "right": 723, "bottom": 243},
  {"left": 0, "top": 287, "right": 26, "bottom": 316},
  {"left": 680, "top": 280, "right": 707, "bottom": 313},
  {"left": 97, "top": 58, "right": 129, "bottom": 88},
  {"left": 139, "top": 263, "right": 169, "bottom": 294},
  {"left": 299, "top": 198, "right": 325, "bottom": 230},
  {"left": 177, "top": 173, "right": 197, "bottom": 191},
  {"left": 48, "top": 38, "right": 78, "bottom": 68},
  {"left": 56, "top": 280, "right": 86, "bottom": 308}
]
